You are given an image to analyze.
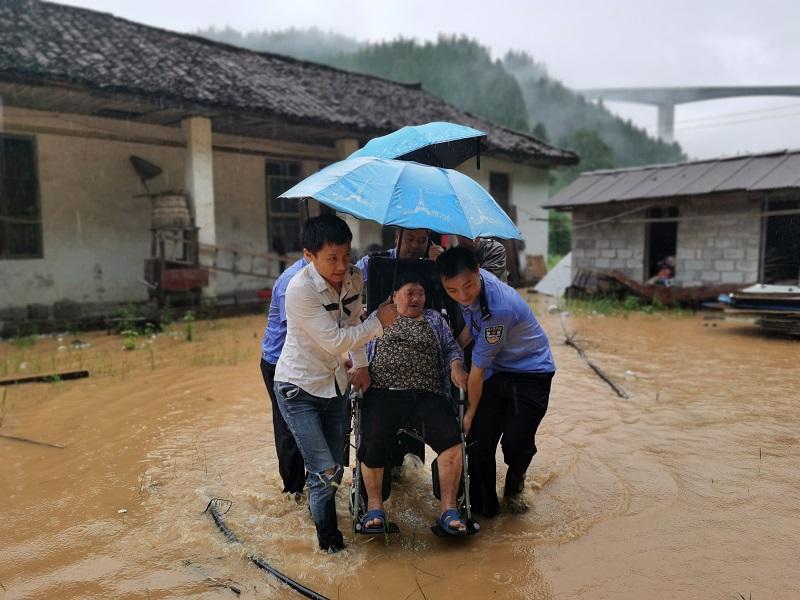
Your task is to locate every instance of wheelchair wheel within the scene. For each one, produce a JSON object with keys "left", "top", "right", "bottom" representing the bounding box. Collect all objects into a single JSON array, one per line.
[{"left": 349, "top": 468, "right": 367, "bottom": 519}]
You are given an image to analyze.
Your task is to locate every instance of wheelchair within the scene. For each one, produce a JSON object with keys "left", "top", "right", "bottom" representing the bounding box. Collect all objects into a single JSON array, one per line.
[{"left": 346, "top": 256, "right": 480, "bottom": 537}]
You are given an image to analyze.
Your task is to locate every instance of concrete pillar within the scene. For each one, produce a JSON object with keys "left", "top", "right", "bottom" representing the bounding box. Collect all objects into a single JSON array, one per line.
[
  {"left": 657, "top": 102, "right": 675, "bottom": 144},
  {"left": 182, "top": 116, "right": 216, "bottom": 299},
  {"left": 301, "top": 159, "right": 320, "bottom": 178}
]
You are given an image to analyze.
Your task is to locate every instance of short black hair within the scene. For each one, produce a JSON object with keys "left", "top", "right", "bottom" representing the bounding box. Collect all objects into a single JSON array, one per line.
[
  {"left": 436, "top": 246, "right": 479, "bottom": 279},
  {"left": 302, "top": 214, "right": 352, "bottom": 253},
  {"left": 392, "top": 271, "right": 426, "bottom": 292},
  {"left": 395, "top": 227, "right": 430, "bottom": 238}
]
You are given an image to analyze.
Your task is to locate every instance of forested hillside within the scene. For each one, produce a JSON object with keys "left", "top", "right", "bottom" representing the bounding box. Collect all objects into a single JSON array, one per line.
[
  {"left": 198, "top": 27, "right": 685, "bottom": 182},
  {"left": 197, "top": 27, "right": 687, "bottom": 257}
]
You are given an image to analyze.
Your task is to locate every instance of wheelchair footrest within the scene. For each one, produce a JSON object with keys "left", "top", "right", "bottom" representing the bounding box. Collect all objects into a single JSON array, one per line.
[
  {"left": 430, "top": 518, "right": 480, "bottom": 537},
  {"left": 355, "top": 521, "right": 400, "bottom": 535}
]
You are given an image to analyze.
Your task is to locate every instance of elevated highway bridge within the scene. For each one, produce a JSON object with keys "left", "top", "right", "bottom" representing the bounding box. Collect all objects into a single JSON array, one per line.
[{"left": 579, "top": 86, "right": 800, "bottom": 143}]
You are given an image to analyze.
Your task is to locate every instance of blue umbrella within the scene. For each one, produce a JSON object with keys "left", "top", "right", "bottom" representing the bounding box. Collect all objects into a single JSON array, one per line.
[
  {"left": 348, "top": 122, "right": 486, "bottom": 169},
  {"left": 279, "top": 157, "right": 522, "bottom": 240}
]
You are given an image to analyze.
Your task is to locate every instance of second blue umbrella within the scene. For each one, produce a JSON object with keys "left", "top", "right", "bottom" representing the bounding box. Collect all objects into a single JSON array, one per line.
[{"left": 279, "top": 157, "right": 521, "bottom": 240}]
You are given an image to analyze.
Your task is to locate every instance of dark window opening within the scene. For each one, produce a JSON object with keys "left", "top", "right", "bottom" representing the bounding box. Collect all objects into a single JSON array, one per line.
[
  {"left": 1, "top": 134, "right": 42, "bottom": 259},
  {"left": 489, "top": 172, "right": 520, "bottom": 283},
  {"left": 763, "top": 198, "right": 800, "bottom": 285},
  {"left": 646, "top": 206, "right": 678, "bottom": 279},
  {"left": 266, "top": 161, "right": 302, "bottom": 255}
]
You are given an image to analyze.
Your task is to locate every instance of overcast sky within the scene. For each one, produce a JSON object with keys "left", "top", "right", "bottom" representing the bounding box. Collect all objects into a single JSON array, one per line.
[{"left": 61, "top": 0, "right": 800, "bottom": 159}]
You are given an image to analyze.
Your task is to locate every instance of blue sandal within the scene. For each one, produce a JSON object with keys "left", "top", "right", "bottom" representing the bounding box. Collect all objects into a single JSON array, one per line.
[
  {"left": 359, "top": 509, "right": 387, "bottom": 534},
  {"left": 437, "top": 509, "right": 469, "bottom": 536}
]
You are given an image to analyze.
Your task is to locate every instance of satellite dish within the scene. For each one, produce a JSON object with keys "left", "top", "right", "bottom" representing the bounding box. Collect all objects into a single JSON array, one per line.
[{"left": 130, "top": 155, "right": 162, "bottom": 193}]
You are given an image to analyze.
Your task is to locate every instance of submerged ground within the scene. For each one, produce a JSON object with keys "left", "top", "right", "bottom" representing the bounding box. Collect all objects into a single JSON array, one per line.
[{"left": 0, "top": 296, "right": 797, "bottom": 599}]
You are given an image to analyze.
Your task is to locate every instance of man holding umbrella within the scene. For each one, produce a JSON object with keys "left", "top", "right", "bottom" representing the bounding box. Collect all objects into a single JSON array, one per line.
[
  {"left": 356, "top": 227, "right": 444, "bottom": 283},
  {"left": 456, "top": 235, "right": 508, "bottom": 283}
]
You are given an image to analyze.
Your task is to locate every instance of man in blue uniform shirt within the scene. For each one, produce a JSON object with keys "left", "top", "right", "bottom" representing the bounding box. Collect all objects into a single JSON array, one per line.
[
  {"left": 260, "top": 256, "right": 308, "bottom": 497},
  {"left": 437, "top": 246, "right": 555, "bottom": 518}
]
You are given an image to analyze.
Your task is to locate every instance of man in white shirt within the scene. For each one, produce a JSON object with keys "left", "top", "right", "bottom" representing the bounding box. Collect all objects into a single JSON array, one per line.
[{"left": 274, "top": 214, "right": 397, "bottom": 553}]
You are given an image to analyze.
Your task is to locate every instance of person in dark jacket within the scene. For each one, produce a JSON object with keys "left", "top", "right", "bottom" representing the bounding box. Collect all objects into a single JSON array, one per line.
[{"left": 456, "top": 236, "right": 508, "bottom": 282}]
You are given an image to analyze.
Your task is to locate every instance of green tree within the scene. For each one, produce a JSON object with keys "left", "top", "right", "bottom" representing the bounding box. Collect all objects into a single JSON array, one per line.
[
  {"left": 333, "top": 35, "right": 530, "bottom": 131},
  {"left": 551, "top": 128, "right": 616, "bottom": 193},
  {"left": 548, "top": 210, "right": 572, "bottom": 258}
]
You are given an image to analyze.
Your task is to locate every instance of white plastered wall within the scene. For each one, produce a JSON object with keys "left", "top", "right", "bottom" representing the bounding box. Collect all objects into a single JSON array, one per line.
[
  {"left": 0, "top": 106, "right": 335, "bottom": 312},
  {"left": 0, "top": 116, "right": 185, "bottom": 309},
  {"left": 458, "top": 156, "right": 551, "bottom": 258},
  {"left": 0, "top": 106, "right": 553, "bottom": 311}
]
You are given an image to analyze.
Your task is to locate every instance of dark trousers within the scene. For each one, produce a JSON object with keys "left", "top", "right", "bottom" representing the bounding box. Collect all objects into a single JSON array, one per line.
[
  {"left": 260, "top": 358, "right": 306, "bottom": 494},
  {"left": 467, "top": 370, "right": 554, "bottom": 518}
]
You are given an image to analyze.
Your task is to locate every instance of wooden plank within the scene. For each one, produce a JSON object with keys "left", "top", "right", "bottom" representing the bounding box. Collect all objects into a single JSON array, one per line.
[
  {"left": 0, "top": 370, "right": 90, "bottom": 386},
  {"left": 526, "top": 254, "right": 548, "bottom": 279}
]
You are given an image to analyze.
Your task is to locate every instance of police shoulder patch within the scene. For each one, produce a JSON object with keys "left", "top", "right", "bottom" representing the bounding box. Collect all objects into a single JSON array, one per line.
[{"left": 484, "top": 325, "right": 504, "bottom": 345}]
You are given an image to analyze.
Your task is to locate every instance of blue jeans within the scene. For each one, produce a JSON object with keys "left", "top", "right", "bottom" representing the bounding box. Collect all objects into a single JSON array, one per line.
[{"left": 273, "top": 381, "right": 349, "bottom": 548}]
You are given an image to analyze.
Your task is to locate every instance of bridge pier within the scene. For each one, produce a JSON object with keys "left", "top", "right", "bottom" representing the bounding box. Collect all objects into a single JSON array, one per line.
[
  {"left": 657, "top": 102, "right": 675, "bottom": 144},
  {"left": 579, "top": 85, "right": 800, "bottom": 147}
]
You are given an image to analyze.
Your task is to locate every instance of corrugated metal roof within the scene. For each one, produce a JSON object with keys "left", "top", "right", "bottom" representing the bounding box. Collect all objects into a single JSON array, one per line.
[
  {"left": 588, "top": 168, "right": 655, "bottom": 203},
  {"left": 545, "top": 149, "right": 800, "bottom": 208},
  {"left": 678, "top": 157, "right": 751, "bottom": 196},
  {"left": 722, "top": 155, "right": 788, "bottom": 190},
  {"left": 618, "top": 164, "right": 685, "bottom": 199},
  {"left": 560, "top": 173, "right": 619, "bottom": 206},
  {"left": 751, "top": 154, "right": 800, "bottom": 190},
  {"left": 646, "top": 161, "right": 717, "bottom": 196}
]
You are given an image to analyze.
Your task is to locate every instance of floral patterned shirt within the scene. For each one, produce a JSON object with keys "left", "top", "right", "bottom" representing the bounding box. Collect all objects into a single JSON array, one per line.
[{"left": 367, "top": 309, "right": 463, "bottom": 397}]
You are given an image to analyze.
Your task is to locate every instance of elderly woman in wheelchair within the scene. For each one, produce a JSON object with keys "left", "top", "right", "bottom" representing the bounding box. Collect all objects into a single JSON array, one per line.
[{"left": 355, "top": 271, "right": 470, "bottom": 536}]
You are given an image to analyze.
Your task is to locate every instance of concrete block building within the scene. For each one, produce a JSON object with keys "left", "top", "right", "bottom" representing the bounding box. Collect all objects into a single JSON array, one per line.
[{"left": 545, "top": 150, "right": 800, "bottom": 287}]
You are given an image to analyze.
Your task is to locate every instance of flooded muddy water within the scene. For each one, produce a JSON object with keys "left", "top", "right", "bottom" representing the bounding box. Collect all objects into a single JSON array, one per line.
[{"left": 0, "top": 300, "right": 797, "bottom": 599}]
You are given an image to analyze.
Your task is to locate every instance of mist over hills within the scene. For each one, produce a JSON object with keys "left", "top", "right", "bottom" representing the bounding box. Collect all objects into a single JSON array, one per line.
[{"left": 198, "top": 26, "right": 685, "bottom": 188}]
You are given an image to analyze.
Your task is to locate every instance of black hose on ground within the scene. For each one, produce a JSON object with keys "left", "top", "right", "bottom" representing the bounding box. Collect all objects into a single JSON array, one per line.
[{"left": 204, "top": 498, "right": 330, "bottom": 600}]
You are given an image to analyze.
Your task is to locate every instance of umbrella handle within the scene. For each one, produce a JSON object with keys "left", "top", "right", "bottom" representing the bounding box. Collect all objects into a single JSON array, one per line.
[{"left": 392, "top": 228, "right": 403, "bottom": 290}]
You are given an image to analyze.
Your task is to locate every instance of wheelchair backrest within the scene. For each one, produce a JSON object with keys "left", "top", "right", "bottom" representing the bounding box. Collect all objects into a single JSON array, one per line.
[
  {"left": 366, "top": 257, "right": 443, "bottom": 314},
  {"left": 365, "top": 256, "right": 466, "bottom": 335}
]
